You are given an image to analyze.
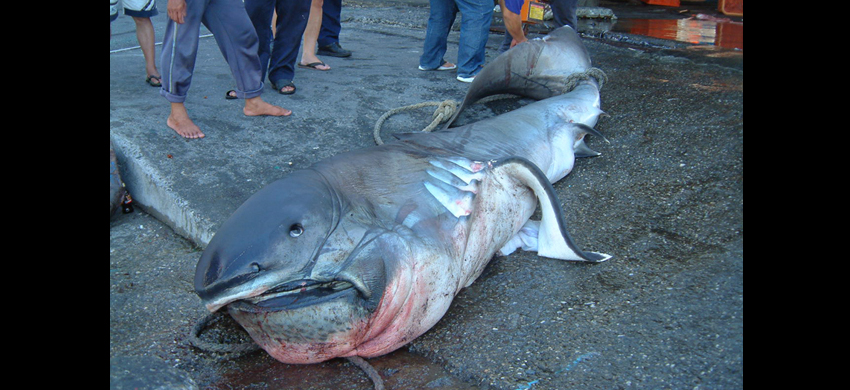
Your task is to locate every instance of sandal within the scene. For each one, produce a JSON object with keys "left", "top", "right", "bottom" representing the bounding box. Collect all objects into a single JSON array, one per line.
[
  {"left": 225, "top": 90, "right": 238, "bottom": 100},
  {"left": 298, "top": 61, "right": 330, "bottom": 71},
  {"left": 271, "top": 80, "right": 296, "bottom": 95},
  {"left": 146, "top": 75, "right": 162, "bottom": 87}
]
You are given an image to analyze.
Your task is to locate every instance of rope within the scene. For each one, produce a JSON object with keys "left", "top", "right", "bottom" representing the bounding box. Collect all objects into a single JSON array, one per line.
[
  {"left": 373, "top": 100, "right": 457, "bottom": 145},
  {"left": 187, "top": 311, "right": 260, "bottom": 357},
  {"left": 372, "top": 67, "right": 607, "bottom": 145},
  {"left": 346, "top": 356, "right": 386, "bottom": 390},
  {"left": 561, "top": 67, "right": 608, "bottom": 92}
]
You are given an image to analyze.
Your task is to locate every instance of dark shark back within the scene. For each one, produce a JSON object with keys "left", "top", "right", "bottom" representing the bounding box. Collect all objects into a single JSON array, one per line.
[{"left": 444, "top": 26, "right": 596, "bottom": 128}]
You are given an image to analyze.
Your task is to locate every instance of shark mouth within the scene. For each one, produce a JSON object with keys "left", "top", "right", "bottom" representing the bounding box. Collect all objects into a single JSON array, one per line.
[{"left": 231, "top": 278, "right": 360, "bottom": 313}]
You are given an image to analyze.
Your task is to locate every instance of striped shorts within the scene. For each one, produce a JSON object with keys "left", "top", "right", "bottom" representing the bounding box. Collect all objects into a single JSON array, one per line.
[{"left": 110, "top": 0, "right": 158, "bottom": 21}]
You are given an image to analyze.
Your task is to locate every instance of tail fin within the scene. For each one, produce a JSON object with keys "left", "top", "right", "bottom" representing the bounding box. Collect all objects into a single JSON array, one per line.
[{"left": 444, "top": 26, "right": 594, "bottom": 128}]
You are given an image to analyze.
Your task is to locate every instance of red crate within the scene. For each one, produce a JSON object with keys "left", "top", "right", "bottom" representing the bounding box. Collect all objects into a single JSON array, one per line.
[
  {"left": 640, "top": 0, "right": 681, "bottom": 6},
  {"left": 718, "top": 0, "right": 743, "bottom": 16}
]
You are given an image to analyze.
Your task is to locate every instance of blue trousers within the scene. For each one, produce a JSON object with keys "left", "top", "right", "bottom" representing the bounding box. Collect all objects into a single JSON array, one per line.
[
  {"left": 245, "top": 0, "right": 311, "bottom": 86},
  {"left": 160, "top": 0, "right": 264, "bottom": 102},
  {"left": 317, "top": 0, "right": 342, "bottom": 47},
  {"left": 420, "top": 0, "right": 493, "bottom": 79}
]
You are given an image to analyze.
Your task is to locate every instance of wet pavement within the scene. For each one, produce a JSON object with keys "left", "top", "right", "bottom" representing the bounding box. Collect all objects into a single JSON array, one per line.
[{"left": 110, "top": 0, "right": 742, "bottom": 389}]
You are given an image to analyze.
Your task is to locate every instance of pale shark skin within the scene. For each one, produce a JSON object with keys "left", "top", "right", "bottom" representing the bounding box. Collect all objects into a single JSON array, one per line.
[{"left": 194, "top": 26, "right": 610, "bottom": 365}]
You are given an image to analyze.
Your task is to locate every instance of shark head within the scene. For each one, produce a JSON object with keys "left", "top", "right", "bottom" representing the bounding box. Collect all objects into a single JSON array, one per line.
[{"left": 194, "top": 169, "right": 402, "bottom": 363}]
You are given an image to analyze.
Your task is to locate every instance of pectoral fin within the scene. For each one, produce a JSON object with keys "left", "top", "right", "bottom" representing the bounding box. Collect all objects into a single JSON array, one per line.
[
  {"left": 491, "top": 157, "right": 611, "bottom": 262},
  {"left": 423, "top": 157, "right": 484, "bottom": 218}
]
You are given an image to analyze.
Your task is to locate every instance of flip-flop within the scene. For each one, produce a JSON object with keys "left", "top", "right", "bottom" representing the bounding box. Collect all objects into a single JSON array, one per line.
[
  {"left": 298, "top": 62, "right": 330, "bottom": 71},
  {"left": 271, "top": 80, "right": 296, "bottom": 95},
  {"left": 146, "top": 75, "right": 162, "bottom": 87},
  {"left": 225, "top": 90, "right": 238, "bottom": 100},
  {"left": 418, "top": 62, "right": 457, "bottom": 71}
]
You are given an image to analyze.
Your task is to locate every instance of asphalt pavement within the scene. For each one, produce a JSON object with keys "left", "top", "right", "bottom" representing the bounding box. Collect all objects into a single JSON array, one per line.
[{"left": 110, "top": 1, "right": 742, "bottom": 389}]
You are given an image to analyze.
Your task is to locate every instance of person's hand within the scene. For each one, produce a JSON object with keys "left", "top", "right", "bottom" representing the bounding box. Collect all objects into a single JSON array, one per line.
[
  {"left": 167, "top": 0, "right": 187, "bottom": 24},
  {"left": 510, "top": 36, "right": 528, "bottom": 48}
]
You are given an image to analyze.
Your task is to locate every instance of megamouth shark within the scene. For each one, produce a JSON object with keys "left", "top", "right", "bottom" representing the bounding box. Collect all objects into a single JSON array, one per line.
[{"left": 194, "top": 26, "right": 610, "bottom": 366}]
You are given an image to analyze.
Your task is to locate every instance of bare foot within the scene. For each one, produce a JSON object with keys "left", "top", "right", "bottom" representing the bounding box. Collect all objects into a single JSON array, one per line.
[
  {"left": 167, "top": 103, "right": 205, "bottom": 139},
  {"left": 244, "top": 97, "right": 292, "bottom": 117}
]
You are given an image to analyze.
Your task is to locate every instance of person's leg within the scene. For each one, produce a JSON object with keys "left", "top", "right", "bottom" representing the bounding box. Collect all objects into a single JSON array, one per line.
[
  {"left": 499, "top": 30, "right": 514, "bottom": 54},
  {"left": 243, "top": 0, "right": 275, "bottom": 81},
  {"left": 315, "top": 0, "right": 352, "bottom": 57},
  {"left": 123, "top": 0, "right": 161, "bottom": 82},
  {"left": 132, "top": 17, "right": 161, "bottom": 82},
  {"left": 499, "top": 29, "right": 513, "bottom": 54},
  {"left": 419, "top": 0, "right": 457, "bottom": 70},
  {"left": 265, "top": 0, "right": 311, "bottom": 90},
  {"left": 550, "top": 0, "right": 578, "bottom": 30},
  {"left": 316, "top": 0, "right": 341, "bottom": 47},
  {"left": 204, "top": 0, "right": 290, "bottom": 115},
  {"left": 300, "top": 0, "right": 330, "bottom": 70},
  {"left": 203, "top": 0, "right": 266, "bottom": 98},
  {"left": 455, "top": 0, "right": 492, "bottom": 79},
  {"left": 160, "top": 0, "right": 206, "bottom": 138}
]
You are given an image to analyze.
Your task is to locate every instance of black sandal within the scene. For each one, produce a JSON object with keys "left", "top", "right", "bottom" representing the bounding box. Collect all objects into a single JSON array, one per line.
[
  {"left": 271, "top": 80, "right": 296, "bottom": 95},
  {"left": 225, "top": 90, "right": 238, "bottom": 100},
  {"left": 146, "top": 75, "right": 162, "bottom": 87}
]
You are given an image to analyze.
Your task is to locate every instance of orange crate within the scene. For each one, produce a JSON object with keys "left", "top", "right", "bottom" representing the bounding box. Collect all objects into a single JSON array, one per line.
[
  {"left": 640, "top": 0, "right": 681, "bottom": 6},
  {"left": 718, "top": 0, "right": 743, "bottom": 16},
  {"left": 520, "top": 0, "right": 546, "bottom": 24}
]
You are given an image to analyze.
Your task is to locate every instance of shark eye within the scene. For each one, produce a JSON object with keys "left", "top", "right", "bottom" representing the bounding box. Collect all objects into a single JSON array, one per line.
[{"left": 289, "top": 223, "right": 304, "bottom": 237}]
